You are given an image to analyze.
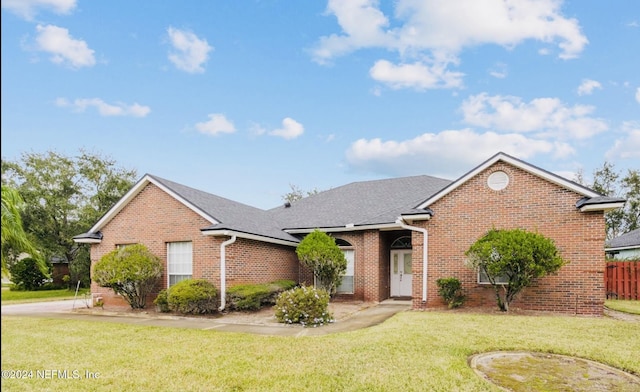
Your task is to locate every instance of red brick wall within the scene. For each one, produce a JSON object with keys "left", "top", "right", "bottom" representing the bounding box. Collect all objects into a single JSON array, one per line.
[
  {"left": 412, "top": 162, "right": 606, "bottom": 315},
  {"left": 224, "top": 237, "right": 299, "bottom": 287},
  {"left": 90, "top": 183, "right": 299, "bottom": 309}
]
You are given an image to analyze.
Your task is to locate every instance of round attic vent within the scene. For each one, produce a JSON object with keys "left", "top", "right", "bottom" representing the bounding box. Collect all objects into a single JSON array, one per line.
[{"left": 488, "top": 171, "right": 509, "bottom": 191}]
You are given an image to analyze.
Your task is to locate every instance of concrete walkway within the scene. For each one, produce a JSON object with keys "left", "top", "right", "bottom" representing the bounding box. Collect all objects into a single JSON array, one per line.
[{"left": 1, "top": 299, "right": 411, "bottom": 337}]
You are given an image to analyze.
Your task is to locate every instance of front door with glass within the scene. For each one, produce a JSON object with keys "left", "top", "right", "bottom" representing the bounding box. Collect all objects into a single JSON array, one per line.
[{"left": 390, "top": 250, "right": 412, "bottom": 297}]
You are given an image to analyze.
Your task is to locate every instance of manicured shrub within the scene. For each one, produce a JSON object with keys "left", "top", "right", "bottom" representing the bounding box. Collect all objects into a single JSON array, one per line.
[
  {"left": 266, "top": 279, "right": 297, "bottom": 303},
  {"left": 226, "top": 279, "right": 298, "bottom": 311},
  {"left": 154, "top": 289, "right": 170, "bottom": 313},
  {"left": 466, "top": 228, "right": 565, "bottom": 312},
  {"left": 9, "top": 258, "right": 50, "bottom": 291},
  {"left": 436, "top": 277, "right": 465, "bottom": 309},
  {"left": 227, "top": 284, "right": 272, "bottom": 311},
  {"left": 168, "top": 279, "right": 218, "bottom": 314},
  {"left": 274, "top": 285, "right": 333, "bottom": 327},
  {"left": 296, "top": 230, "right": 347, "bottom": 296},
  {"left": 92, "top": 244, "right": 163, "bottom": 309}
]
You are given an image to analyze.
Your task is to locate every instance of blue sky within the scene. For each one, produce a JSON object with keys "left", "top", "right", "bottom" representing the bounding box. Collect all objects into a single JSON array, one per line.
[{"left": 2, "top": 0, "right": 639, "bottom": 210}]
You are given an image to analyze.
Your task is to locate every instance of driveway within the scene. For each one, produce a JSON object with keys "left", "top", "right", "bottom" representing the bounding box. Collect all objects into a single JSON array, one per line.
[{"left": 1, "top": 298, "right": 91, "bottom": 316}]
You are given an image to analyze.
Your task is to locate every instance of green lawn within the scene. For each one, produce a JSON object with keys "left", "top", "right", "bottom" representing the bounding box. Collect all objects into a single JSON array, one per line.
[
  {"left": 2, "top": 311, "right": 639, "bottom": 391},
  {"left": 1, "top": 288, "right": 89, "bottom": 303},
  {"left": 605, "top": 299, "right": 640, "bottom": 315}
]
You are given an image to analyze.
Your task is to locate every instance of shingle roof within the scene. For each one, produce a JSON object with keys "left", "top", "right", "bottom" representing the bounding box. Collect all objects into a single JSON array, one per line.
[
  {"left": 75, "top": 152, "right": 625, "bottom": 246},
  {"left": 149, "top": 175, "right": 300, "bottom": 243},
  {"left": 607, "top": 228, "right": 640, "bottom": 249},
  {"left": 267, "top": 175, "right": 452, "bottom": 229}
]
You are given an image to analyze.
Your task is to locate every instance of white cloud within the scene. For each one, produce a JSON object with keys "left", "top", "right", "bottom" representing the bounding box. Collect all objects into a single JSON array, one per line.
[
  {"left": 489, "top": 62, "right": 508, "bottom": 79},
  {"left": 195, "top": 114, "right": 235, "bottom": 136},
  {"left": 35, "top": 24, "right": 95, "bottom": 68},
  {"left": 311, "top": 0, "right": 394, "bottom": 64},
  {"left": 312, "top": 0, "right": 587, "bottom": 89},
  {"left": 55, "top": 98, "right": 150, "bottom": 117},
  {"left": 167, "top": 27, "right": 213, "bottom": 74},
  {"left": 269, "top": 117, "right": 304, "bottom": 140},
  {"left": 577, "top": 79, "right": 602, "bottom": 96},
  {"left": 345, "top": 128, "right": 573, "bottom": 178},
  {"left": 1, "top": 0, "right": 76, "bottom": 20},
  {"left": 636, "top": 87, "right": 640, "bottom": 104},
  {"left": 606, "top": 122, "right": 640, "bottom": 160},
  {"left": 369, "top": 60, "right": 464, "bottom": 90},
  {"left": 461, "top": 93, "right": 608, "bottom": 139}
]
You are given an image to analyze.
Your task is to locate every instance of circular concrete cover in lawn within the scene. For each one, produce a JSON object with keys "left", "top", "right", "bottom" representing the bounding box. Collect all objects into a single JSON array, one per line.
[{"left": 469, "top": 351, "right": 640, "bottom": 392}]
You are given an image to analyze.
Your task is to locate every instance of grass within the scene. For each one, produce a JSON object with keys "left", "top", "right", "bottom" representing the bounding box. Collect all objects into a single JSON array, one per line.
[
  {"left": 605, "top": 299, "right": 640, "bottom": 315},
  {"left": 1, "top": 288, "right": 89, "bottom": 303},
  {"left": 2, "top": 311, "right": 639, "bottom": 391}
]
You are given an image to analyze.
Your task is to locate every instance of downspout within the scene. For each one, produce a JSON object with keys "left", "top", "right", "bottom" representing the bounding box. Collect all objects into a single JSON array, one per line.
[
  {"left": 396, "top": 219, "right": 429, "bottom": 303},
  {"left": 218, "top": 234, "right": 237, "bottom": 311}
]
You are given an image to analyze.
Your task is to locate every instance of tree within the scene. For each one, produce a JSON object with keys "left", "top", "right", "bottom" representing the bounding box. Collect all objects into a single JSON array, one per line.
[
  {"left": 9, "top": 257, "right": 49, "bottom": 291},
  {"left": 92, "top": 244, "right": 163, "bottom": 309},
  {"left": 576, "top": 162, "right": 639, "bottom": 240},
  {"left": 465, "top": 228, "right": 566, "bottom": 312},
  {"left": 1, "top": 150, "right": 137, "bottom": 287},
  {"left": 1, "top": 185, "right": 47, "bottom": 275},
  {"left": 296, "top": 229, "right": 347, "bottom": 296},
  {"left": 282, "top": 184, "right": 321, "bottom": 204}
]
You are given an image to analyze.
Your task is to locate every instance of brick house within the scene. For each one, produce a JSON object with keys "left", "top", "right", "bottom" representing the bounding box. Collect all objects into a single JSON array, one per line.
[{"left": 74, "top": 152, "right": 624, "bottom": 315}]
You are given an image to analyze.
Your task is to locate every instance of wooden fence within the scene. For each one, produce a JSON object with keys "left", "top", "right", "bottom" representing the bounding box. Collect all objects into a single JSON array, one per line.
[{"left": 605, "top": 261, "right": 639, "bottom": 300}]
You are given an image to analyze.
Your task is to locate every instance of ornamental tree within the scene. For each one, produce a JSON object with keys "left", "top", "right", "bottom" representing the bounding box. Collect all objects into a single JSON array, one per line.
[
  {"left": 93, "top": 244, "right": 162, "bottom": 309},
  {"left": 296, "top": 230, "right": 347, "bottom": 296},
  {"left": 2, "top": 149, "right": 137, "bottom": 287},
  {"left": 465, "top": 228, "right": 566, "bottom": 312}
]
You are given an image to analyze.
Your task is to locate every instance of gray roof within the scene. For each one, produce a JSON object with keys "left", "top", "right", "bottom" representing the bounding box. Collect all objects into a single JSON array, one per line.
[
  {"left": 149, "top": 175, "right": 300, "bottom": 243},
  {"left": 76, "top": 152, "right": 625, "bottom": 246},
  {"left": 267, "top": 175, "right": 452, "bottom": 229},
  {"left": 154, "top": 174, "right": 451, "bottom": 238},
  {"left": 575, "top": 196, "right": 627, "bottom": 208},
  {"left": 607, "top": 228, "right": 640, "bottom": 249}
]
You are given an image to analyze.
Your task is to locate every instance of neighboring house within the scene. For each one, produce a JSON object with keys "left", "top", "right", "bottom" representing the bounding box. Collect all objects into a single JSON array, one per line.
[
  {"left": 606, "top": 229, "right": 640, "bottom": 260},
  {"left": 74, "top": 152, "right": 625, "bottom": 315}
]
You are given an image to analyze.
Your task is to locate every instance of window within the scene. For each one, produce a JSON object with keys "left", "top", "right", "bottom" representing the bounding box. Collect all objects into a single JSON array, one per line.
[
  {"left": 336, "top": 249, "right": 354, "bottom": 294},
  {"left": 390, "top": 236, "right": 412, "bottom": 249},
  {"left": 478, "top": 268, "right": 509, "bottom": 285},
  {"left": 167, "top": 241, "right": 192, "bottom": 287}
]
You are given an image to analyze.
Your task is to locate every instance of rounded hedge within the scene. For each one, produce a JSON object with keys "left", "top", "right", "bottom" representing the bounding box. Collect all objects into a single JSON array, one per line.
[
  {"left": 274, "top": 285, "right": 333, "bottom": 327},
  {"left": 167, "top": 279, "right": 218, "bottom": 314}
]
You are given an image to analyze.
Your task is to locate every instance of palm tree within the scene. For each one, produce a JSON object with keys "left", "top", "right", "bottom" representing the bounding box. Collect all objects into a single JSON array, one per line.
[{"left": 1, "top": 185, "right": 47, "bottom": 275}]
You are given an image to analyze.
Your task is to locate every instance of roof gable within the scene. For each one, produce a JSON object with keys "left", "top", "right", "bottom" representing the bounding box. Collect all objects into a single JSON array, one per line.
[
  {"left": 80, "top": 174, "right": 300, "bottom": 245},
  {"left": 417, "top": 152, "right": 607, "bottom": 209},
  {"left": 85, "top": 174, "right": 219, "bottom": 234}
]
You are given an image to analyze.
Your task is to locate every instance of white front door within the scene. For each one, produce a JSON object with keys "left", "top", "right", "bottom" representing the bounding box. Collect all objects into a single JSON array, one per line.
[{"left": 390, "top": 250, "right": 412, "bottom": 297}]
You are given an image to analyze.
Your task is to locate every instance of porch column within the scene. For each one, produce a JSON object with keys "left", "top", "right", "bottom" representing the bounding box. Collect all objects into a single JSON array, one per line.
[{"left": 362, "top": 230, "right": 382, "bottom": 302}]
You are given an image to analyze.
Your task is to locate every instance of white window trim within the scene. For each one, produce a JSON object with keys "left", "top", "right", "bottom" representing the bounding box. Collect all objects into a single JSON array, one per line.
[
  {"left": 336, "top": 248, "right": 355, "bottom": 294},
  {"left": 167, "top": 241, "right": 193, "bottom": 287}
]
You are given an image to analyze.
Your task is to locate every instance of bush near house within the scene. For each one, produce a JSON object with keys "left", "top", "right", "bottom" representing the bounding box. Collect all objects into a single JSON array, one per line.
[
  {"left": 153, "top": 289, "right": 170, "bottom": 313},
  {"left": 274, "top": 285, "right": 332, "bottom": 327},
  {"left": 465, "top": 228, "right": 565, "bottom": 312},
  {"left": 436, "top": 277, "right": 465, "bottom": 309},
  {"left": 167, "top": 279, "right": 218, "bottom": 314},
  {"left": 296, "top": 230, "right": 347, "bottom": 296},
  {"left": 226, "top": 279, "right": 297, "bottom": 311},
  {"left": 92, "top": 244, "right": 163, "bottom": 309}
]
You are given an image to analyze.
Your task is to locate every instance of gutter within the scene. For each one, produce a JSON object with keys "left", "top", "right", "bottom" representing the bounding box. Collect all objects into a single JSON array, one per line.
[
  {"left": 218, "top": 234, "right": 237, "bottom": 311},
  {"left": 396, "top": 219, "right": 429, "bottom": 303}
]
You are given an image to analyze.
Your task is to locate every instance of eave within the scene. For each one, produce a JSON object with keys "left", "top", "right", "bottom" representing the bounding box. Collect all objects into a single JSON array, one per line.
[
  {"left": 201, "top": 229, "right": 299, "bottom": 247},
  {"left": 578, "top": 201, "right": 626, "bottom": 212}
]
